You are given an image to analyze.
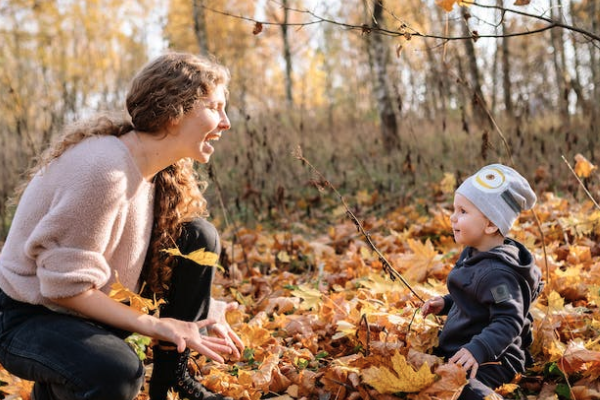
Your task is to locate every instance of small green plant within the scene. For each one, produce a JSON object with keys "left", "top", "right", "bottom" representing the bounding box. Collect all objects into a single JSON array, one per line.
[{"left": 126, "top": 333, "right": 151, "bottom": 361}]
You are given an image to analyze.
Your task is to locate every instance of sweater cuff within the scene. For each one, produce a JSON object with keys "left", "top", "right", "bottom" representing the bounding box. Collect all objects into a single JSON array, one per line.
[{"left": 37, "top": 248, "right": 111, "bottom": 298}]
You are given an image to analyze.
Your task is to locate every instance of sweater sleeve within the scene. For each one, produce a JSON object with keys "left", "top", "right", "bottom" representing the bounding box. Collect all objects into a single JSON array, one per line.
[
  {"left": 463, "top": 268, "right": 525, "bottom": 364},
  {"left": 24, "top": 149, "right": 129, "bottom": 299}
]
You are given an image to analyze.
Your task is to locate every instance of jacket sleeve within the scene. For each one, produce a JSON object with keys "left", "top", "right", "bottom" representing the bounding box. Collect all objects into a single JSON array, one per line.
[
  {"left": 463, "top": 268, "right": 525, "bottom": 364},
  {"left": 441, "top": 294, "right": 454, "bottom": 315}
]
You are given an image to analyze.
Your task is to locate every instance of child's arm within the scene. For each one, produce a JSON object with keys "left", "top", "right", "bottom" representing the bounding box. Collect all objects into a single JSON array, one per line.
[
  {"left": 422, "top": 294, "right": 454, "bottom": 317},
  {"left": 422, "top": 296, "right": 445, "bottom": 317}
]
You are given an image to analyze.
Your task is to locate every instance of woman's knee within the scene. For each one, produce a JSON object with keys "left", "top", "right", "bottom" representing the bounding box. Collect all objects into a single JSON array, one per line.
[
  {"left": 82, "top": 351, "right": 144, "bottom": 400},
  {"left": 179, "top": 218, "right": 220, "bottom": 254}
]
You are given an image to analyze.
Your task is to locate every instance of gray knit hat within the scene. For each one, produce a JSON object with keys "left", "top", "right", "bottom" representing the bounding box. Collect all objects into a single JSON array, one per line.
[{"left": 456, "top": 164, "right": 536, "bottom": 236}]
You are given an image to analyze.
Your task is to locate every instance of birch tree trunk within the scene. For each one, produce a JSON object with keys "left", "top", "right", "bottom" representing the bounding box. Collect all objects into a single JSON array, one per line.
[{"left": 281, "top": 0, "right": 294, "bottom": 107}]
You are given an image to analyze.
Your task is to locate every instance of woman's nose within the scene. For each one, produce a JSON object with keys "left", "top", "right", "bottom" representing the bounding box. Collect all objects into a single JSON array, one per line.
[{"left": 219, "top": 111, "right": 231, "bottom": 130}]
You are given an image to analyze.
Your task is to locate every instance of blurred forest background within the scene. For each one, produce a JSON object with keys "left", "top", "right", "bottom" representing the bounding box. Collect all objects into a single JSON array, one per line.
[{"left": 1, "top": 0, "right": 599, "bottom": 239}]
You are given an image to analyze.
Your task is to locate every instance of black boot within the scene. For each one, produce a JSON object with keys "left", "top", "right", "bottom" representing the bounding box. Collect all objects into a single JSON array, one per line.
[{"left": 149, "top": 346, "right": 232, "bottom": 400}]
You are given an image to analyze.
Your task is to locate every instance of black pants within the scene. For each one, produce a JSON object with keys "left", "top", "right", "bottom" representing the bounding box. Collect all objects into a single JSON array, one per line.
[
  {"left": 0, "top": 218, "right": 220, "bottom": 400},
  {"left": 458, "top": 362, "right": 516, "bottom": 400}
]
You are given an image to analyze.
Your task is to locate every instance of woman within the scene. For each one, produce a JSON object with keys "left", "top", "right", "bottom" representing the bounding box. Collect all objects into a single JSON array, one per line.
[{"left": 0, "top": 52, "right": 244, "bottom": 400}]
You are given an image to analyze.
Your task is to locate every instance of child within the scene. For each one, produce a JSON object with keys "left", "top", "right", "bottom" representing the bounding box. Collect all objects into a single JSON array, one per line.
[{"left": 422, "top": 164, "right": 543, "bottom": 400}]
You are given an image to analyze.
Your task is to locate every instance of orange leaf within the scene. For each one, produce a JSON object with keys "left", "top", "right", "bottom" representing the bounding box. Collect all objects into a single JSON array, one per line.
[
  {"left": 253, "top": 22, "right": 263, "bottom": 35},
  {"left": 574, "top": 153, "right": 597, "bottom": 178},
  {"left": 436, "top": 0, "right": 458, "bottom": 11},
  {"left": 558, "top": 341, "right": 600, "bottom": 375}
]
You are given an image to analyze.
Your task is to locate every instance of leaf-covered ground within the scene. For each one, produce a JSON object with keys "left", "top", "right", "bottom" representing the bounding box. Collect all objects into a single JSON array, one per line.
[{"left": 1, "top": 189, "right": 599, "bottom": 400}]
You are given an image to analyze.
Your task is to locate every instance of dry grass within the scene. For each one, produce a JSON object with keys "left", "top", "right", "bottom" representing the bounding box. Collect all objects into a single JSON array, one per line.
[
  {"left": 1, "top": 108, "right": 598, "bottom": 240},
  {"left": 204, "top": 108, "right": 599, "bottom": 232}
]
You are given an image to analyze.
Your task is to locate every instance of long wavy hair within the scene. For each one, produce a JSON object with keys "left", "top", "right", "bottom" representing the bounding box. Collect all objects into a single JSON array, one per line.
[{"left": 17, "top": 52, "right": 230, "bottom": 297}]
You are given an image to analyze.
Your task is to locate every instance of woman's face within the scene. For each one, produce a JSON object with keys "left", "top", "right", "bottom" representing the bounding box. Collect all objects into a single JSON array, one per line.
[{"left": 171, "top": 84, "right": 231, "bottom": 164}]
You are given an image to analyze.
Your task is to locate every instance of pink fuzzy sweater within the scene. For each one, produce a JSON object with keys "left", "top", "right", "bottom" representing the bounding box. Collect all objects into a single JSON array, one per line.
[{"left": 0, "top": 136, "right": 154, "bottom": 310}]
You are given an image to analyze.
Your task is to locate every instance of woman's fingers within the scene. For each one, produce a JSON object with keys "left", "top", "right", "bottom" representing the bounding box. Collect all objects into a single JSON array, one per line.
[{"left": 197, "top": 318, "right": 217, "bottom": 329}]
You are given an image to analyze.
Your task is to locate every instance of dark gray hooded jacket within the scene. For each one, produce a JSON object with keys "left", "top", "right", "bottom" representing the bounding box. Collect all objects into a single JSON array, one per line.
[{"left": 436, "top": 238, "right": 543, "bottom": 373}]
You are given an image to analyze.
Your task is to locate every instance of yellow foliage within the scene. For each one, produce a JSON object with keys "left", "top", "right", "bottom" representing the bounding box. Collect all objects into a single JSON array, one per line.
[
  {"left": 362, "top": 351, "right": 436, "bottom": 394},
  {"left": 574, "top": 153, "right": 597, "bottom": 178},
  {"left": 162, "top": 247, "right": 222, "bottom": 271},
  {"left": 440, "top": 172, "right": 456, "bottom": 195},
  {"left": 109, "top": 272, "right": 164, "bottom": 314},
  {"left": 290, "top": 284, "right": 322, "bottom": 311},
  {"left": 436, "top": 0, "right": 470, "bottom": 11}
]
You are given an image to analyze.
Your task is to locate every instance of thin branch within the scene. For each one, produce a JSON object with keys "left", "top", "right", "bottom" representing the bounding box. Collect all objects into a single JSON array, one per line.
[
  {"left": 466, "top": 0, "right": 600, "bottom": 43},
  {"left": 293, "top": 147, "right": 425, "bottom": 303},
  {"left": 201, "top": 2, "right": 600, "bottom": 43}
]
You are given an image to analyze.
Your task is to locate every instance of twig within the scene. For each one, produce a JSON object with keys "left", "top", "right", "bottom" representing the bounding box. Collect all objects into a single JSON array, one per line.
[
  {"left": 561, "top": 155, "right": 600, "bottom": 211},
  {"left": 293, "top": 146, "right": 424, "bottom": 303},
  {"left": 531, "top": 211, "right": 550, "bottom": 289}
]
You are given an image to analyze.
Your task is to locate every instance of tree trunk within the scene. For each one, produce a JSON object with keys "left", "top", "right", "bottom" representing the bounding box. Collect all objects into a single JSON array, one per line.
[
  {"left": 498, "top": 1, "right": 513, "bottom": 117},
  {"left": 491, "top": 39, "right": 499, "bottom": 114},
  {"left": 281, "top": 0, "right": 294, "bottom": 107},
  {"left": 461, "top": 7, "right": 489, "bottom": 127},
  {"left": 192, "top": 0, "right": 209, "bottom": 56},
  {"left": 368, "top": 0, "right": 400, "bottom": 152},
  {"left": 588, "top": 0, "right": 599, "bottom": 159},
  {"left": 550, "top": 0, "right": 570, "bottom": 121},
  {"left": 565, "top": 0, "right": 588, "bottom": 114}
]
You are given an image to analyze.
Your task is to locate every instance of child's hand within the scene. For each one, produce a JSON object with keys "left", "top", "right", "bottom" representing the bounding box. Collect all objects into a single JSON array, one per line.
[
  {"left": 450, "top": 348, "right": 479, "bottom": 378},
  {"left": 421, "top": 296, "right": 444, "bottom": 318}
]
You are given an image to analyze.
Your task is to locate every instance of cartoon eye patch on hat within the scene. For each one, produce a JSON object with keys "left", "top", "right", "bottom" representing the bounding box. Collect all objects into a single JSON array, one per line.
[{"left": 473, "top": 166, "right": 508, "bottom": 193}]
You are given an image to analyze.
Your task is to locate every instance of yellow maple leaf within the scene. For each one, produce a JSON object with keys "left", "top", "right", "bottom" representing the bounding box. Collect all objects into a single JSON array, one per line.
[
  {"left": 546, "top": 290, "right": 565, "bottom": 311},
  {"left": 290, "top": 284, "right": 322, "bottom": 310},
  {"left": 362, "top": 351, "right": 436, "bottom": 393},
  {"left": 574, "top": 153, "right": 597, "bottom": 178},
  {"left": 397, "top": 238, "right": 444, "bottom": 283},
  {"left": 162, "top": 247, "right": 222, "bottom": 271},
  {"left": 109, "top": 272, "right": 164, "bottom": 313}
]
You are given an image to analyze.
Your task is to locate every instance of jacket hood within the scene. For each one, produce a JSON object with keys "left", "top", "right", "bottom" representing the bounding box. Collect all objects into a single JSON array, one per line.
[{"left": 463, "top": 238, "right": 542, "bottom": 299}]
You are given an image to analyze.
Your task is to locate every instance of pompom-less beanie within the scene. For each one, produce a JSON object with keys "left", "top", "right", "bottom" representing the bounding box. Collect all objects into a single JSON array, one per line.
[{"left": 456, "top": 164, "right": 536, "bottom": 236}]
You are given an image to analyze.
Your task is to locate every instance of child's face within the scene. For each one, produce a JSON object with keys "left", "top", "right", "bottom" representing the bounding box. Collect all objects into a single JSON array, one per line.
[{"left": 450, "top": 193, "right": 499, "bottom": 251}]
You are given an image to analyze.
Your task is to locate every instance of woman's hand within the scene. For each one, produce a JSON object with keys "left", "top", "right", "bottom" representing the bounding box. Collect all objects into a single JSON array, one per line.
[
  {"left": 153, "top": 317, "right": 233, "bottom": 363},
  {"left": 207, "top": 300, "right": 245, "bottom": 359},
  {"left": 50, "top": 289, "right": 237, "bottom": 363},
  {"left": 421, "top": 296, "right": 445, "bottom": 318},
  {"left": 450, "top": 348, "right": 479, "bottom": 378}
]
